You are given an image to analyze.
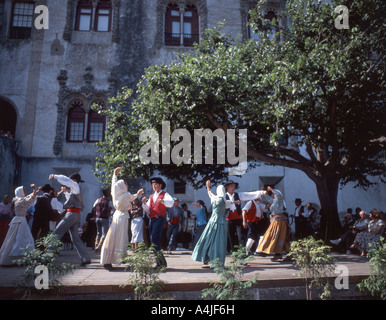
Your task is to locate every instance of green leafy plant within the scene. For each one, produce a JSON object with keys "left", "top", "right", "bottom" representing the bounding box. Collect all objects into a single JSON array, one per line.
[
  {"left": 120, "top": 243, "right": 165, "bottom": 300},
  {"left": 289, "top": 237, "right": 336, "bottom": 300},
  {"left": 357, "top": 238, "right": 386, "bottom": 299},
  {"left": 13, "top": 233, "right": 76, "bottom": 298},
  {"left": 201, "top": 246, "right": 258, "bottom": 300}
]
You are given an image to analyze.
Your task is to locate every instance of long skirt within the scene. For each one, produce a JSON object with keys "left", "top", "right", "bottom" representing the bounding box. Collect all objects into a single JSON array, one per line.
[
  {"left": 100, "top": 210, "right": 129, "bottom": 265},
  {"left": 257, "top": 220, "right": 290, "bottom": 254},
  {"left": 0, "top": 217, "right": 34, "bottom": 265},
  {"left": 130, "top": 217, "right": 144, "bottom": 243},
  {"left": 191, "top": 220, "right": 228, "bottom": 266}
]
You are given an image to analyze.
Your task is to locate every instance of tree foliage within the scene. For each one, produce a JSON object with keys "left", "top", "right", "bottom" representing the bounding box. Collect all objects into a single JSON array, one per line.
[{"left": 93, "top": 0, "right": 385, "bottom": 237}]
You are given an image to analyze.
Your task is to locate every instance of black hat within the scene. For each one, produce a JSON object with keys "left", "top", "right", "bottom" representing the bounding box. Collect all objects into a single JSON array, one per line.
[
  {"left": 224, "top": 180, "right": 239, "bottom": 189},
  {"left": 41, "top": 184, "right": 52, "bottom": 193},
  {"left": 295, "top": 198, "right": 302, "bottom": 202},
  {"left": 70, "top": 173, "right": 84, "bottom": 183},
  {"left": 150, "top": 177, "right": 166, "bottom": 190}
]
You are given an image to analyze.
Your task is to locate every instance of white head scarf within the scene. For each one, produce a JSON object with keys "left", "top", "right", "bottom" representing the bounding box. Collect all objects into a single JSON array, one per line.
[
  {"left": 14, "top": 186, "right": 25, "bottom": 199},
  {"left": 211, "top": 185, "right": 227, "bottom": 205},
  {"left": 112, "top": 179, "right": 128, "bottom": 209}
]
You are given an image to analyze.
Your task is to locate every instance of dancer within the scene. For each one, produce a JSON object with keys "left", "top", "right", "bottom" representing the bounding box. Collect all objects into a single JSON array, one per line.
[
  {"left": 101, "top": 167, "right": 144, "bottom": 269},
  {"left": 0, "top": 184, "right": 38, "bottom": 266},
  {"left": 242, "top": 197, "right": 266, "bottom": 255},
  {"left": 49, "top": 173, "right": 91, "bottom": 266},
  {"left": 141, "top": 177, "right": 174, "bottom": 269},
  {"left": 191, "top": 180, "right": 231, "bottom": 268},
  {"left": 256, "top": 186, "right": 290, "bottom": 261}
]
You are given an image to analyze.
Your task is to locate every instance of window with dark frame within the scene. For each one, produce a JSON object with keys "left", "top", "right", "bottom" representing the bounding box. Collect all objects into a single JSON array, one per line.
[
  {"left": 66, "top": 101, "right": 85, "bottom": 142},
  {"left": 87, "top": 109, "right": 105, "bottom": 142},
  {"left": 9, "top": 1, "right": 34, "bottom": 39},
  {"left": 95, "top": 0, "right": 112, "bottom": 32},
  {"left": 75, "top": 0, "right": 93, "bottom": 31},
  {"left": 75, "top": 0, "right": 112, "bottom": 32},
  {"left": 165, "top": 4, "right": 199, "bottom": 47}
]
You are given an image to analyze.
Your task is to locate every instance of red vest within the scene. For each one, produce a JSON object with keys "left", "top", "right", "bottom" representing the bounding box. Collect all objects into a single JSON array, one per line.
[
  {"left": 149, "top": 192, "right": 166, "bottom": 219},
  {"left": 246, "top": 201, "right": 261, "bottom": 223}
]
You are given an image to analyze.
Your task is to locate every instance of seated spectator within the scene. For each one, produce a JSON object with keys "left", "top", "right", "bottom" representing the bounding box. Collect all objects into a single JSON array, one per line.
[
  {"left": 350, "top": 209, "right": 384, "bottom": 256},
  {"left": 330, "top": 210, "right": 368, "bottom": 254}
]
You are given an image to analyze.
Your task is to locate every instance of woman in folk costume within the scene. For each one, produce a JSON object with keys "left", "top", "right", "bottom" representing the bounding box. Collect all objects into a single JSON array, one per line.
[
  {"left": 100, "top": 167, "right": 144, "bottom": 270},
  {"left": 191, "top": 180, "right": 232, "bottom": 268},
  {"left": 256, "top": 186, "right": 291, "bottom": 261},
  {"left": 0, "top": 184, "right": 39, "bottom": 266}
]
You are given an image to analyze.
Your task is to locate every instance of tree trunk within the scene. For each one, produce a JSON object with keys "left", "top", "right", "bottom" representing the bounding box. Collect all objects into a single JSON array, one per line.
[{"left": 313, "top": 174, "right": 343, "bottom": 241}]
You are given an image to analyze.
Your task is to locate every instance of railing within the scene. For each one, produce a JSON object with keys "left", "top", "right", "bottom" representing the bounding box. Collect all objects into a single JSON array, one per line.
[{"left": 165, "top": 33, "right": 199, "bottom": 47}]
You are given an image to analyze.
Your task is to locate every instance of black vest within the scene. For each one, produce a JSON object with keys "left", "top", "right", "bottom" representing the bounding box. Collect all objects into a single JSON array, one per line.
[{"left": 34, "top": 194, "right": 52, "bottom": 220}]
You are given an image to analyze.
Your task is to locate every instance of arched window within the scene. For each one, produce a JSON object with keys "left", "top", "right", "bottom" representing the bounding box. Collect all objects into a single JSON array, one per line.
[
  {"left": 165, "top": 4, "right": 199, "bottom": 47},
  {"left": 66, "top": 100, "right": 85, "bottom": 142}
]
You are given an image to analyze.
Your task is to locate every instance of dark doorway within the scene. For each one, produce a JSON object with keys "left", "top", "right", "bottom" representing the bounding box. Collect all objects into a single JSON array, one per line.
[{"left": 0, "top": 97, "right": 17, "bottom": 137}]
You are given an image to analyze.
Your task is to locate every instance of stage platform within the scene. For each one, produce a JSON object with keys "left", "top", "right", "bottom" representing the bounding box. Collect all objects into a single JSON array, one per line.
[{"left": 0, "top": 246, "right": 372, "bottom": 300}]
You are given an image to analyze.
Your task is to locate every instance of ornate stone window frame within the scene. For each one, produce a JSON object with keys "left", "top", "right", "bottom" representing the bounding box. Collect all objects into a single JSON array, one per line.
[{"left": 53, "top": 67, "right": 115, "bottom": 155}]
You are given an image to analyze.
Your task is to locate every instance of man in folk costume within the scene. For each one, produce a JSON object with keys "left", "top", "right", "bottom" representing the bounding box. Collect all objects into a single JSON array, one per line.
[
  {"left": 292, "top": 198, "right": 306, "bottom": 240},
  {"left": 49, "top": 173, "right": 91, "bottom": 266},
  {"left": 242, "top": 197, "right": 266, "bottom": 255},
  {"left": 142, "top": 177, "right": 174, "bottom": 268}
]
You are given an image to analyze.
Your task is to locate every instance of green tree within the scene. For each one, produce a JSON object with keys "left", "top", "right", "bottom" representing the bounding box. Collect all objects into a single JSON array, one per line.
[
  {"left": 120, "top": 243, "right": 165, "bottom": 300},
  {"left": 201, "top": 246, "right": 258, "bottom": 300},
  {"left": 289, "top": 237, "right": 336, "bottom": 300},
  {"left": 357, "top": 239, "right": 386, "bottom": 300},
  {"left": 94, "top": 0, "right": 385, "bottom": 239}
]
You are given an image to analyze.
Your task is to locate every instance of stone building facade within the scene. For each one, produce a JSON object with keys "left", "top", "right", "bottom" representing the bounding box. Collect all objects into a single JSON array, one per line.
[{"left": 0, "top": 0, "right": 384, "bottom": 222}]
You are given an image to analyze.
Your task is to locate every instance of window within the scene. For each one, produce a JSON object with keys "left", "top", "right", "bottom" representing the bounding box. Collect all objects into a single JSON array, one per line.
[
  {"left": 95, "top": 0, "right": 112, "bottom": 32},
  {"left": 66, "top": 100, "right": 85, "bottom": 142},
  {"left": 75, "top": 0, "right": 112, "bottom": 32},
  {"left": 87, "top": 109, "right": 105, "bottom": 142},
  {"left": 9, "top": 2, "right": 34, "bottom": 39},
  {"left": 174, "top": 181, "right": 186, "bottom": 194},
  {"left": 75, "top": 0, "right": 92, "bottom": 31},
  {"left": 248, "top": 10, "right": 280, "bottom": 41},
  {"left": 66, "top": 99, "right": 106, "bottom": 143},
  {"left": 165, "top": 4, "right": 199, "bottom": 47}
]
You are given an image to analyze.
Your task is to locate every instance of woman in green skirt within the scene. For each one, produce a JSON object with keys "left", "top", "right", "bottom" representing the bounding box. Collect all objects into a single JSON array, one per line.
[{"left": 191, "top": 180, "right": 231, "bottom": 267}]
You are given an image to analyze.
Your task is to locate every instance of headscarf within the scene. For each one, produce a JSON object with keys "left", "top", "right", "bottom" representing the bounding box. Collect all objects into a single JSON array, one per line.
[
  {"left": 112, "top": 179, "right": 128, "bottom": 208},
  {"left": 14, "top": 186, "right": 25, "bottom": 199},
  {"left": 211, "top": 185, "right": 227, "bottom": 205}
]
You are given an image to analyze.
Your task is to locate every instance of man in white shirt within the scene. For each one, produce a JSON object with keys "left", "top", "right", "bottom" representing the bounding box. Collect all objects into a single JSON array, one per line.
[{"left": 49, "top": 173, "right": 91, "bottom": 266}]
